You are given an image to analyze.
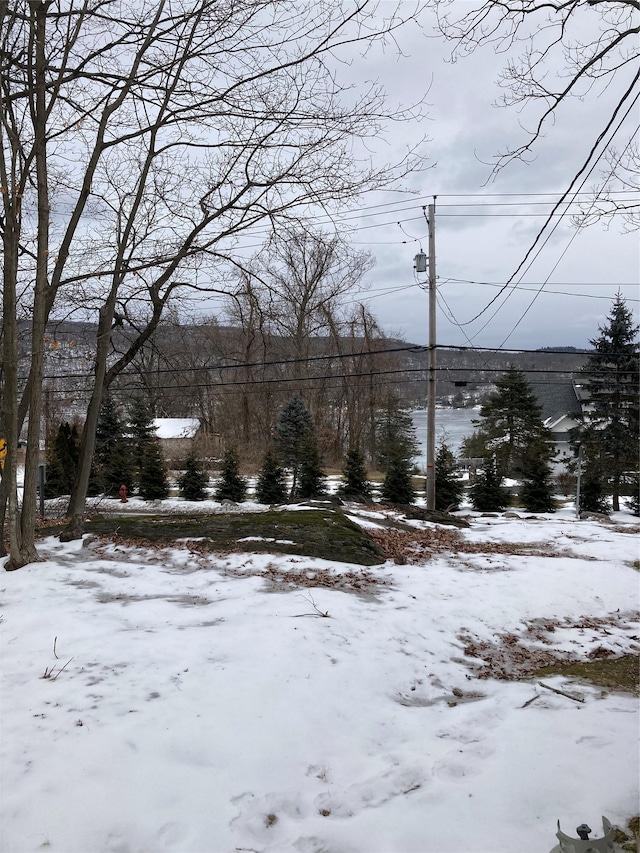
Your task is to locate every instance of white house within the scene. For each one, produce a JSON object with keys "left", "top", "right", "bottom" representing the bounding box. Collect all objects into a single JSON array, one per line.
[
  {"left": 153, "top": 418, "right": 201, "bottom": 463},
  {"left": 534, "top": 382, "right": 584, "bottom": 472}
]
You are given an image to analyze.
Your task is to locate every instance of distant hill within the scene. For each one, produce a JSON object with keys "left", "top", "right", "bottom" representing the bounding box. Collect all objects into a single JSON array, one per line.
[
  {"left": 26, "top": 321, "right": 590, "bottom": 418},
  {"left": 536, "top": 346, "right": 591, "bottom": 354},
  {"left": 395, "top": 340, "right": 588, "bottom": 405}
]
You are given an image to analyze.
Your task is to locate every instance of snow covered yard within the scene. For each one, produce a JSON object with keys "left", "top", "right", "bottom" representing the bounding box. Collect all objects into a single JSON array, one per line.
[{"left": 1, "top": 507, "right": 638, "bottom": 853}]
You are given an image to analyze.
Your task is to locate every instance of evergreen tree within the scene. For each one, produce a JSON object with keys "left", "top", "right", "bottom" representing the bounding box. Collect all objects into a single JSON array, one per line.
[
  {"left": 469, "top": 458, "right": 510, "bottom": 512},
  {"left": 274, "top": 394, "right": 317, "bottom": 497},
  {"left": 579, "top": 454, "right": 610, "bottom": 514},
  {"left": 375, "top": 393, "right": 418, "bottom": 504},
  {"left": 435, "top": 440, "right": 464, "bottom": 511},
  {"left": 127, "top": 396, "right": 157, "bottom": 487},
  {"left": 375, "top": 393, "right": 419, "bottom": 472},
  {"left": 255, "top": 448, "right": 289, "bottom": 505},
  {"left": 579, "top": 294, "right": 639, "bottom": 511},
  {"left": 178, "top": 453, "right": 209, "bottom": 501},
  {"left": 45, "top": 422, "right": 80, "bottom": 497},
  {"left": 468, "top": 366, "right": 553, "bottom": 478},
  {"left": 381, "top": 448, "right": 415, "bottom": 505},
  {"left": 294, "top": 439, "right": 327, "bottom": 500},
  {"left": 138, "top": 440, "right": 169, "bottom": 500},
  {"left": 214, "top": 445, "right": 247, "bottom": 502},
  {"left": 520, "top": 447, "right": 555, "bottom": 512},
  {"left": 44, "top": 453, "right": 68, "bottom": 499},
  {"left": 338, "top": 447, "right": 372, "bottom": 502},
  {"left": 89, "top": 397, "right": 131, "bottom": 497}
]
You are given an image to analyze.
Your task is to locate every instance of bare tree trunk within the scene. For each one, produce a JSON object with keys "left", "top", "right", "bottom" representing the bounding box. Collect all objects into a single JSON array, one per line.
[
  {"left": 61, "top": 298, "right": 116, "bottom": 540},
  {"left": 1, "top": 223, "right": 23, "bottom": 570},
  {"left": 19, "top": 1, "right": 51, "bottom": 565},
  {"left": 0, "top": 2, "right": 25, "bottom": 569}
]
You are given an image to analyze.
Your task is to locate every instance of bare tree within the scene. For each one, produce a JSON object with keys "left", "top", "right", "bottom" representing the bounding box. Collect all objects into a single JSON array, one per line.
[
  {"left": 1, "top": 1, "right": 55, "bottom": 567},
  {"left": 218, "top": 229, "right": 376, "bottom": 459},
  {"left": 137, "top": 233, "right": 387, "bottom": 464},
  {"left": 429, "top": 0, "right": 639, "bottom": 224},
  {"left": 573, "top": 142, "right": 640, "bottom": 231},
  {"left": 321, "top": 303, "right": 393, "bottom": 463},
  {"left": 1, "top": 1, "right": 428, "bottom": 563},
  {"left": 249, "top": 228, "right": 374, "bottom": 372}
]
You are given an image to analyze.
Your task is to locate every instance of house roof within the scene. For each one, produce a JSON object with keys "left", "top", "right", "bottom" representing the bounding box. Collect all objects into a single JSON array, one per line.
[
  {"left": 153, "top": 418, "right": 200, "bottom": 439},
  {"left": 534, "top": 382, "right": 582, "bottom": 424}
]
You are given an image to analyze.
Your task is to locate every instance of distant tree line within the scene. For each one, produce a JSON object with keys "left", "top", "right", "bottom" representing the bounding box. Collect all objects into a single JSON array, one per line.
[{"left": 44, "top": 295, "right": 638, "bottom": 517}]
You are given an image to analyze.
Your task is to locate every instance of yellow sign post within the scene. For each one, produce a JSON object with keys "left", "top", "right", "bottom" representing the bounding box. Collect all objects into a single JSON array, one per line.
[{"left": 0, "top": 438, "right": 7, "bottom": 472}]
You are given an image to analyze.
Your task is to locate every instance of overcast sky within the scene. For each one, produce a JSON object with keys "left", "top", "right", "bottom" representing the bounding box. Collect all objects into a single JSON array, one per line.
[{"left": 326, "top": 4, "right": 639, "bottom": 351}]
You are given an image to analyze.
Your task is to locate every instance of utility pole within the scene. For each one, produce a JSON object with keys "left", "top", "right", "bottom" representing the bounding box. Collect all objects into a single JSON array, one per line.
[
  {"left": 426, "top": 200, "right": 437, "bottom": 510},
  {"left": 414, "top": 200, "right": 437, "bottom": 510}
]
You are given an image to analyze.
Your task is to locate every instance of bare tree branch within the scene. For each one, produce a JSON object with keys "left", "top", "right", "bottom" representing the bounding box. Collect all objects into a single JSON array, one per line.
[{"left": 429, "top": 0, "right": 639, "bottom": 226}]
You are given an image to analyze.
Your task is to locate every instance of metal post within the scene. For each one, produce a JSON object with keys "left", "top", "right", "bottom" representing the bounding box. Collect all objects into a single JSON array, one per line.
[
  {"left": 426, "top": 201, "right": 437, "bottom": 511},
  {"left": 38, "top": 463, "right": 45, "bottom": 518},
  {"left": 575, "top": 443, "right": 582, "bottom": 518}
]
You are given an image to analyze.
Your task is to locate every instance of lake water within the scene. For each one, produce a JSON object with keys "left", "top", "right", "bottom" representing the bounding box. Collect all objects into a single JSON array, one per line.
[{"left": 411, "top": 407, "right": 478, "bottom": 471}]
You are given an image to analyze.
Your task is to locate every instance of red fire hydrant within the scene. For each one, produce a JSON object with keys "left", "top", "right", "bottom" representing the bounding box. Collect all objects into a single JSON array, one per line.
[{"left": 119, "top": 484, "right": 128, "bottom": 503}]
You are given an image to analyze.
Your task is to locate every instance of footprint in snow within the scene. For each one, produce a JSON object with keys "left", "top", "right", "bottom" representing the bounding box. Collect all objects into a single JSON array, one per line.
[
  {"left": 313, "top": 765, "right": 424, "bottom": 818},
  {"left": 230, "top": 790, "right": 307, "bottom": 841},
  {"left": 155, "top": 821, "right": 191, "bottom": 848}
]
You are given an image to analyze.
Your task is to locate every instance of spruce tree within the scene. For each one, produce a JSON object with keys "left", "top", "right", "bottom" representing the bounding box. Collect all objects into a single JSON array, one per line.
[
  {"left": 255, "top": 448, "right": 288, "bottom": 505},
  {"left": 294, "top": 439, "right": 326, "bottom": 500},
  {"left": 435, "top": 441, "right": 464, "bottom": 511},
  {"left": 274, "top": 394, "right": 318, "bottom": 497},
  {"left": 469, "top": 458, "right": 509, "bottom": 512},
  {"left": 178, "top": 454, "right": 209, "bottom": 501},
  {"left": 520, "top": 447, "right": 555, "bottom": 512},
  {"left": 579, "top": 294, "right": 639, "bottom": 511},
  {"left": 579, "top": 455, "right": 610, "bottom": 514},
  {"left": 375, "top": 393, "right": 418, "bottom": 505},
  {"left": 214, "top": 445, "right": 247, "bottom": 502},
  {"left": 375, "top": 393, "right": 419, "bottom": 472},
  {"left": 127, "top": 396, "right": 157, "bottom": 488},
  {"left": 338, "top": 448, "right": 372, "bottom": 502},
  {"left": 469, "top": 366, "right": 553, "bottom": 478},
  {"left": 44, "top": 453, "right": 68, "bottom": 499},
  {"left": 138, "top": 440, "right": 169, "bottom": 500},
  {"left": 89, "top": 397, "right": 131, "bottom": 497},
  {"left": 381, "top": 448, "right": 415, "bottom": 505},
  {"left": 45, "top": 422, "right": 80, "bottom": 497}
]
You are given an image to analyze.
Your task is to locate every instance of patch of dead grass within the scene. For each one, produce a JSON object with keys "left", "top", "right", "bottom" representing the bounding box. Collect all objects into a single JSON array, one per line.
[
  {"left": 460, "top": 611, "right": 639, "bottom": 692},
  {"left": 368, "top": 527, "right": 571, "bottom": 565}
]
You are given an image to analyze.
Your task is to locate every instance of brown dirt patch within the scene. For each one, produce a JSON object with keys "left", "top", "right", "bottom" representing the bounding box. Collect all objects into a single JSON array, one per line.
[{"left": 368, "top": 527, "right": 567, "bottom": 565}]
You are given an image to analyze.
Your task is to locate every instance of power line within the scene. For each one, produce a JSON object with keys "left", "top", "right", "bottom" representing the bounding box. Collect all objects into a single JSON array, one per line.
[
  {"left": 492, "top": 124, "right": 640, "bottom": 350},
  {"left": 449, "top": 88, "right": 640, "bottom": 334},
  {"left": 440, "top": 277, "right": 639, "bottom": 295},
  {"left": 37, "top": 340, "right": 600, "bottom": 383},
  {"left": 40, "top": 363, "right": 638, "bottom": 398}
]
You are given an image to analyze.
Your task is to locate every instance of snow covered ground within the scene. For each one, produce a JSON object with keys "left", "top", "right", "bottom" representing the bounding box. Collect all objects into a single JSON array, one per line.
[{"left": 1, "top": 502, "right": 638, "bottom": 853}]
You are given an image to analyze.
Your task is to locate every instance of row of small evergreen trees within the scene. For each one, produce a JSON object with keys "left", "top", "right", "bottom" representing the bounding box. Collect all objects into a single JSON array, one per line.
[
  {"left": 253, "top": 295, "right": 636, "bottom": 515},
  {"left": 44, "top": 391, "right": 428, "bottom": 505},
  {"left": 46, "top": 397, "right": 171, "bottom": 501},
  {"left": 44, "top": 292, "right": 639, "bottom": 515},
  {"left": 178, "top": 393, "right": 424, "bottom": 505},
  {"left": 43, "top": 391, "right": 558, "bottom": 512}
]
